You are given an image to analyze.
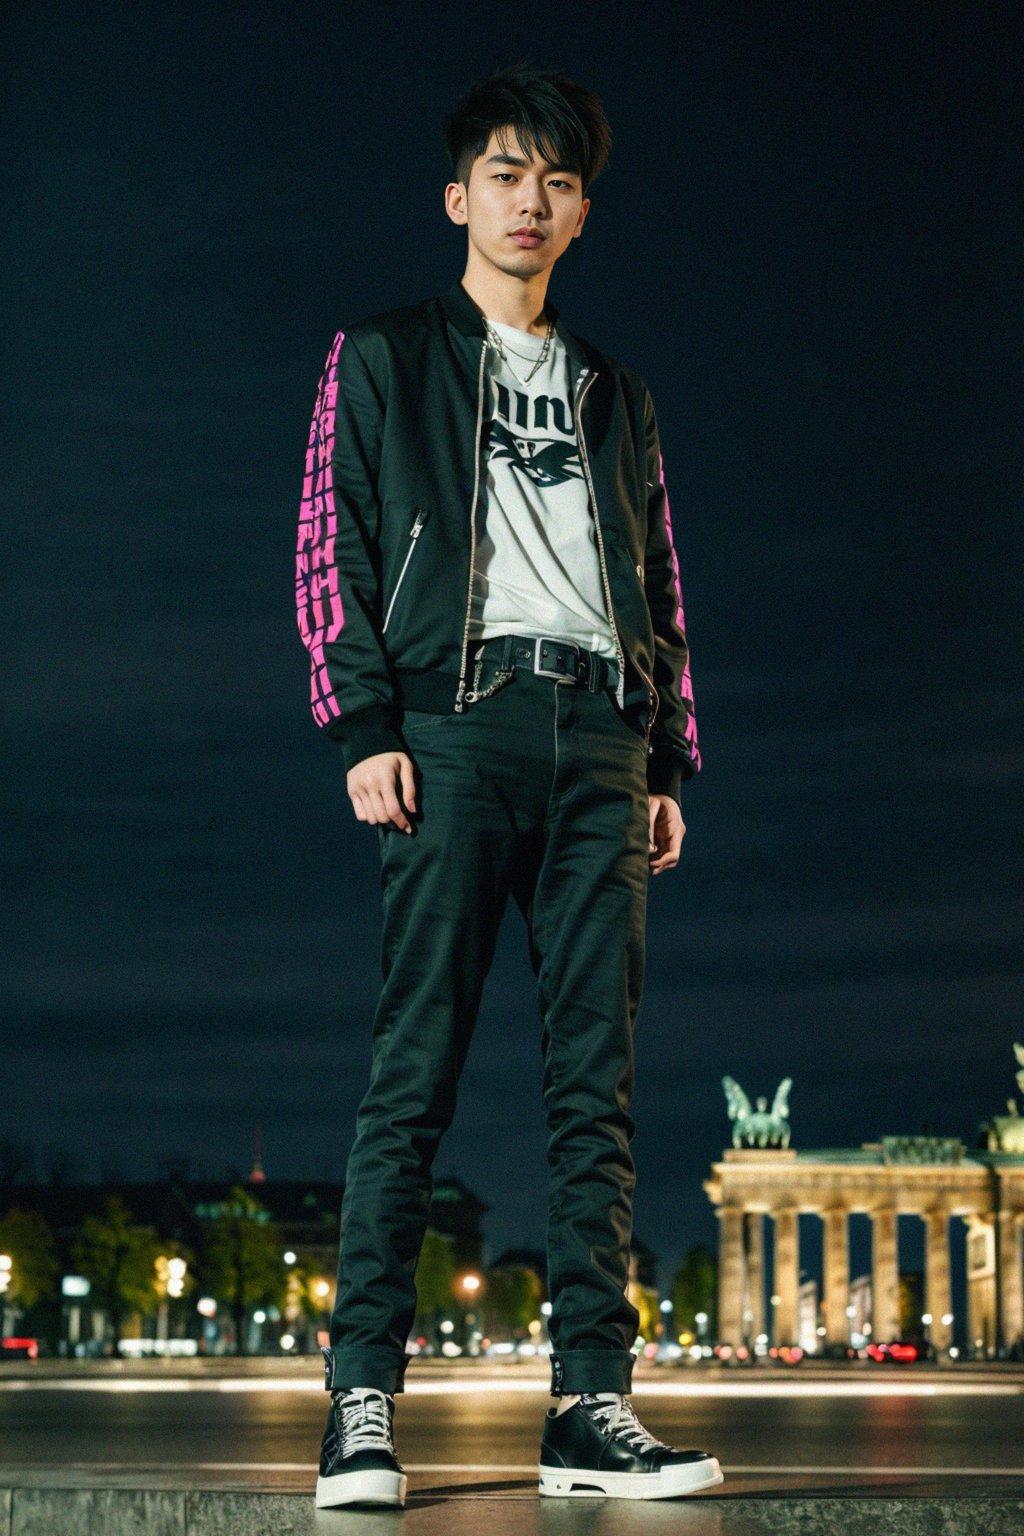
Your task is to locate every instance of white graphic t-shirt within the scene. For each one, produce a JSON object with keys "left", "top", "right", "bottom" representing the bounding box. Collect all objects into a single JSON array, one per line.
[{"left": 468, "top": 317, "right": 620, "bottom": 683}]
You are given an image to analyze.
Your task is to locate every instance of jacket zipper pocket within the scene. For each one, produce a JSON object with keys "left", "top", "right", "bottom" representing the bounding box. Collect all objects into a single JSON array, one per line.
[
  {"left": 632, "top": 560, "right": 662, "bottom": 750},
  {"left": 383, "top": 507, "right": 431, "bottom": 634}
]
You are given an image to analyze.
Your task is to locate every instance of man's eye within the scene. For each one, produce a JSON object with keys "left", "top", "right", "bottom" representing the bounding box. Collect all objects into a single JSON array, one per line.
[{"left": 494, "top": 173, "right": 571, "bottom": 188}]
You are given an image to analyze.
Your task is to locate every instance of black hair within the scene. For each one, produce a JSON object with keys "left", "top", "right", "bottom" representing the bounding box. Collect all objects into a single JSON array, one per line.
[{"left": 442, "top": 60, "right": 612, "bottom": 198}]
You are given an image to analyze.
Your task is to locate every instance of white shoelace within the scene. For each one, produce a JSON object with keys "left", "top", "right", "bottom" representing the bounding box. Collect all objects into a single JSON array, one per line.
[
  {"left": 580, "top": 1392, "right": 671, "bottom": 1454},
  {"left": 334, "top": 1387, "right": 394, "bottom": 1452}
]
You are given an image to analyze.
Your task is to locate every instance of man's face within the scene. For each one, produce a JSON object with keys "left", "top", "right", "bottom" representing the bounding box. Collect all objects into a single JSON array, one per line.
[{"left": 447, "top": 125, "right": 590, "bottom": 278}]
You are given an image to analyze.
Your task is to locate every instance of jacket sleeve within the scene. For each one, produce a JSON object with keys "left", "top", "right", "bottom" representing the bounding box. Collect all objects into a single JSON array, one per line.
[
  {"left": 295, "top": 329, "right": 407, "bottom": 773},
  {"left": 640, "top": 384, "right": 702, "bottom": 804}
]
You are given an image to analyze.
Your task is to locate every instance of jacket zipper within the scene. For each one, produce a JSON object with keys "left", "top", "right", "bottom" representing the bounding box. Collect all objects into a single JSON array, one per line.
[
  {"left": 574, "top": 367, "right": 659, "bottom": 750},
  {"left": 382, "top": 508, "right": 429, "bottom": 634},
  {"left": 455, "top": 339, "right": 489, "bottom": 711}
]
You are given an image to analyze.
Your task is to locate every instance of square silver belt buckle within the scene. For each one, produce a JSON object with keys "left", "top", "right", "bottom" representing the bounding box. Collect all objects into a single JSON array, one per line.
[{"left": 533, "top": 635, "right": 579, "bottom": 681}]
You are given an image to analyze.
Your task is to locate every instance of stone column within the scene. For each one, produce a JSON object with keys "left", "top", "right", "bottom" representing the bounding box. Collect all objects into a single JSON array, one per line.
[
  {"left": 871, "top": 1205, "right": 901, "bottom": 1344},
  {"left": 964, "top": 1216, "right": 995, "bottom": 1357},
  {"left": 998, "top": 1211, "right": 1024, "bottom": 1354},
  {"left": 772, "top": 1206, "right": 800, "bottom": 1346},
  {"left": 822, "top": 1205, "right": 850, "bottom": 1350},
  {"left": 744, "top": 1211, "right": 766, "bottom": 1344},
  {"left": 924, "top": 1208, "right": 952, "bottom": 1352},
  {"left": 717, "top": 1204, "right": 745, "bottom": 1347}
]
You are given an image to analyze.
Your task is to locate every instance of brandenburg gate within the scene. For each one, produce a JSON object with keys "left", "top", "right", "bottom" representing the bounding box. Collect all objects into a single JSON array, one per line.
[{"left": 702, "top": 1049, "right": 1024, "bottom": 1356}]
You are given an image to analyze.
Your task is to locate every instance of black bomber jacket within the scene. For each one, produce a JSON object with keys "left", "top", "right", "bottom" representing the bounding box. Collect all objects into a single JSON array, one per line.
[{"left": 295, "top": 277, "right": 702, "bottom": 804}]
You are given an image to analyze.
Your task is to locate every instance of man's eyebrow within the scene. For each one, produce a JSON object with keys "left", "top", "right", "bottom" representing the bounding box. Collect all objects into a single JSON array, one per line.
[{"left": 483, "top": 153, "right": 579, "bottom": 177}]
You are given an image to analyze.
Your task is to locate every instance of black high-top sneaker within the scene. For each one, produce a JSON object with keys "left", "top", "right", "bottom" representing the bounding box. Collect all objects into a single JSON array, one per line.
[
  {"left": 539, "top": 1391, "right": 724, "bottom": 1500},
  {"left": 314, "top": 1386, "right": 408, "bottom": 1508}
]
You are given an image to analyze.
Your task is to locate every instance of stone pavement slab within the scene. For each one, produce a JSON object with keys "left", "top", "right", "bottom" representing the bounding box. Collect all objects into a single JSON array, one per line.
[
  {"left": 4, "top": 1487, "right": 1024, "bottom": 1536},
  {"left": 10, "top": 1488, "right": 187, "bottom": 1536}
]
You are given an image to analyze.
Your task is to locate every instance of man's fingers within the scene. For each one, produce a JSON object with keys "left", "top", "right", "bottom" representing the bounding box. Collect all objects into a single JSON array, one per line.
[
  {"left": 346, "top": 751, "right": 416, "bottom": 831},
  {"left": 666, "top": 823, "right": 685, "bottom": 868},
  {"left": 400, "top": 756, "right": 417, "bottom": 818},
  {"left": 651, "top": 821, "right": 684, "bottom": 873},
  {"left": 648, "top": 796, "right": 686, "bottom": 875},
  {"left": 351, "top": 789, "right": 369, "bottom": 823},
  {"left": 371, "top": 781, "right": 411, "bottom": 834}
]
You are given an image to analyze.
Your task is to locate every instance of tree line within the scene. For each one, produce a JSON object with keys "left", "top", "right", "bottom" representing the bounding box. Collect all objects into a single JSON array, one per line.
[
  {"left": 0, "top": 1184, "right": 718, "bottom": 1356},
  {"left": 0, "top": 1185, "right": 313, "bottom": 1354}
]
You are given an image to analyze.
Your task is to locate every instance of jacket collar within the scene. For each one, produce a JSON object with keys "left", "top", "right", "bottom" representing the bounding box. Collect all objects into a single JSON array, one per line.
[{"left": 441, "top": 277, "right": 591, "bottom": 373}]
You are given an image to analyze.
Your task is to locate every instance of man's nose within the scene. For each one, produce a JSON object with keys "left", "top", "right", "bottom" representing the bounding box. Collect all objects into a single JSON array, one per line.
[{"left": 520, "top": 182, "right": 548, "bottom": 213}]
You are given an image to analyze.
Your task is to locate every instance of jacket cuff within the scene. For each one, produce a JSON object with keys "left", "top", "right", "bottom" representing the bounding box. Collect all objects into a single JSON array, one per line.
[
  {"left": 646, "top": 743, "right": 692, "bottom": 806},
  {"left": 326, "top": 702, "right": 406, "bottom": 776}
]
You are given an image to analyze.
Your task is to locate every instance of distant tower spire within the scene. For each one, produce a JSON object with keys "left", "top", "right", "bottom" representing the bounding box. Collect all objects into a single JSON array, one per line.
[{"left": 249, "top": 1126, "right": 266, "bottom": 1184}]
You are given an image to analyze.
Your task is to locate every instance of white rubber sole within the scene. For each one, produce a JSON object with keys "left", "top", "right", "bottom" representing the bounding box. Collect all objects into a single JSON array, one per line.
[
  {"left": 315, "top": 1467, "right": 408, "bottom": 1508},
  {"left": 538, "top": 1457, "right": 724, "bottom": 1500}
]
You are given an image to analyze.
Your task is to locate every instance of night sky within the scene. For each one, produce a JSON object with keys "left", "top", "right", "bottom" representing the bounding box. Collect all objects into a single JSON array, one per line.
[{"left": 3, "top": 2, "right": 1021, "bottom": 1290}]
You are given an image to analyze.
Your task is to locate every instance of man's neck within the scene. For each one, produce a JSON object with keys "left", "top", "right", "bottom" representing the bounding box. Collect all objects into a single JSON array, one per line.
[{"left": 459, "top": 261, "right": 552, "bottom": 336}]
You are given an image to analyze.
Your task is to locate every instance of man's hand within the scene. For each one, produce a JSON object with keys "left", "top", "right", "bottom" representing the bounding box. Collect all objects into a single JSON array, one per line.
[
  {"left": 648, "top": 792, "right": 685, "bottom": 874},
  {"left": 347, "top": 750, "right": 417, "bottom": 833}
]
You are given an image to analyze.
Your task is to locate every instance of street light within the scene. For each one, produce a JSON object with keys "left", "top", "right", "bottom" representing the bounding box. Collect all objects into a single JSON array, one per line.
[
  {"left": 458, "top": 1272, "right": 482, "bottom": 1355},
  {"left": 60, "top": 1276, "right": 90, "bottom": 1358},
  {"left": 769, "top": 1294, "right": 780, "bottom": 1350},
  {"left": 0, "top": 1255, "right": 12, "bottom": 1338},
  {"left": 312, "top": 1278, "right": 332, "bottom": 1346}
]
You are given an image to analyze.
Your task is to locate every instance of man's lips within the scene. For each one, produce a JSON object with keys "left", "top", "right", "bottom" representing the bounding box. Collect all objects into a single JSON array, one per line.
[{"left": 510, "top": 230, "right": 545, "bottom": 246}]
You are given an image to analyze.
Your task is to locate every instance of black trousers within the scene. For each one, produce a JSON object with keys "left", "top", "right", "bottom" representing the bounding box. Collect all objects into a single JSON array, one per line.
[{"left": 323, "top": 638, "right": 652, "bottom": 1397}]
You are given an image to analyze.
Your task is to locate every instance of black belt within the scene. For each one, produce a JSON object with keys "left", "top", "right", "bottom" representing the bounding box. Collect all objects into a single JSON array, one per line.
[{"left": 476, "top": 633, "right": 618, "bottom": 695}]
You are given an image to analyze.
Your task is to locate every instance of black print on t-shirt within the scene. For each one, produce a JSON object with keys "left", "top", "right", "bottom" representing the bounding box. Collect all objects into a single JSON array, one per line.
[{"left": 488, "top": 418, "right": 585, "bottom": 489}]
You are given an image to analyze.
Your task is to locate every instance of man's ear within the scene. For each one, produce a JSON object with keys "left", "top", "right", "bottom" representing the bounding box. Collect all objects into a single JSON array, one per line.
[{"left": 444, "top": 180, "right": 469, "bottom": 228}]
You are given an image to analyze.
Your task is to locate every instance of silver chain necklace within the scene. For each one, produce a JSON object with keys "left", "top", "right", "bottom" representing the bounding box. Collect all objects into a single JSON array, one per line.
[{"left": 483, "top": 316, "right": 554, "bottom": 385}]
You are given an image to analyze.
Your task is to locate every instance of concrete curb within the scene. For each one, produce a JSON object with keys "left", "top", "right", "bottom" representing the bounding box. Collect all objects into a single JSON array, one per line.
[{"left": 3, "top": 1488, "right": 1024, "bottom": 1535}]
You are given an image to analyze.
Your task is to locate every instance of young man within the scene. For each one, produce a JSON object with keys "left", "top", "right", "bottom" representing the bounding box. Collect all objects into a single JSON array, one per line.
[{"left": 296, "top": 64, "right": 721, "bottom": 1507}]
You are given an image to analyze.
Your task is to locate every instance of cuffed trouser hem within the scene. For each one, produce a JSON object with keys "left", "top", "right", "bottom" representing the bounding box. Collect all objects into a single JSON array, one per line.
[
  {"left": 549, "top": 1348, "right": 636, "bottom": 1396},
  {"left": 321, "top": 1345, "right": 413, "bottom": 1395}
]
